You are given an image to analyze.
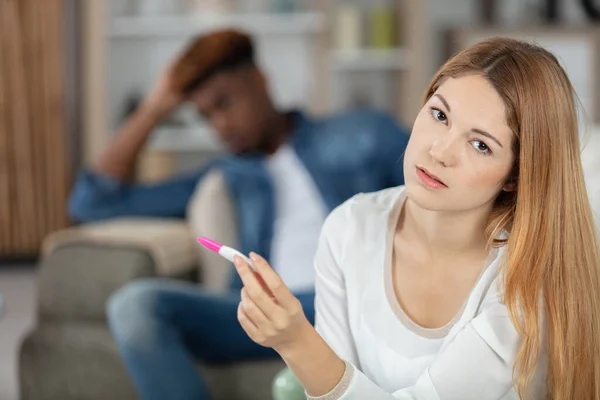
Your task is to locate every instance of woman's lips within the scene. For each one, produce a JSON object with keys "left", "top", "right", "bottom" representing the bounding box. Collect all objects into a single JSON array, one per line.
[{"left": 416, "top": 167, "right": 447, "bottom": 188}]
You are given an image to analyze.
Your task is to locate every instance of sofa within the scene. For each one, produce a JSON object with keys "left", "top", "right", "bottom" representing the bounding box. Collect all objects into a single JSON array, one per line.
[{"left": 18, "top": 170, "right": 292, "bottom": 400}]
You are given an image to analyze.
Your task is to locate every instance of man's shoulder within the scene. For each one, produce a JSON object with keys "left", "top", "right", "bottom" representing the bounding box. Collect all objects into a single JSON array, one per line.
[{"left": 310, "top": 108, "right": 398, "bottom": 135}]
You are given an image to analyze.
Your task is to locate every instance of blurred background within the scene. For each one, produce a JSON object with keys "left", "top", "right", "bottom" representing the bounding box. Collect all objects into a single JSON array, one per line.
[{"left": 1, "top": 0, "right": 600, "bottom": 399}]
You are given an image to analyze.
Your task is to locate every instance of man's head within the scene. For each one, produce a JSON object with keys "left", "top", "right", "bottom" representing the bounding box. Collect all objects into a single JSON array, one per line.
[{"left": 171, "top": 30, "right": 277, "bottom": 154}]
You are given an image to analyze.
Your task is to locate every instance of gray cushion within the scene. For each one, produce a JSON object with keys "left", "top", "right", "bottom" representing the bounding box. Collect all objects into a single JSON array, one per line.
[
  {"left": 20, "top": 323, "right": 286, "bottom": 400},
  {"left": 20, "top": 323, "right": 138, "bottom": 400},
  {"left": 38, "top": 244, "right": 157, "bottom": 321}
]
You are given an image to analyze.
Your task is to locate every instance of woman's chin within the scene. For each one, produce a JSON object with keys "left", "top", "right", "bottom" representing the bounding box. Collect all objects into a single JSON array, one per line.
[{"left": 404, "top": 181, "right": 452, "bottom": 212}]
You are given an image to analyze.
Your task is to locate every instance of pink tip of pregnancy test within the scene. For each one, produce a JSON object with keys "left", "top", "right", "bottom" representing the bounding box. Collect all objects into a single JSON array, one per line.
[{"left": 197, "top": 236, "right": 222, "bottom": 253}]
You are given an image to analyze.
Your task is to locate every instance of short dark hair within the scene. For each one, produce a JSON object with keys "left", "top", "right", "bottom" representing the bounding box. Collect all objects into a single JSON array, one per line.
[{"left": 171, "top": 29, "right": 255, "bottom": 93}]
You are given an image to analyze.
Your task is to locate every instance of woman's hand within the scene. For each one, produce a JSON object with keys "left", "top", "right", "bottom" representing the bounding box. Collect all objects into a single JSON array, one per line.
[
  {"left": 234, "top": 252, "right": 312, "bottom": 355},
  {"left": 234, "top": 252, "right": 347, "bottom": 397}
]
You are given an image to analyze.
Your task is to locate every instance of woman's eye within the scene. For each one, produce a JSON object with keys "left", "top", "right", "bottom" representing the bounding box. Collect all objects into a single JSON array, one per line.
[
  {"left": 472, "top": 140, "right": 491, "bottom": 155},
  {"left": 431, "top": 108, "right": 448, "bottom": 124}
]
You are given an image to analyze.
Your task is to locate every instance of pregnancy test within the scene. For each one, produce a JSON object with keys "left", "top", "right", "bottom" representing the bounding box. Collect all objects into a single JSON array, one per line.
[{"left": 197, "top": 236, "right": 254, "bottom": 269}]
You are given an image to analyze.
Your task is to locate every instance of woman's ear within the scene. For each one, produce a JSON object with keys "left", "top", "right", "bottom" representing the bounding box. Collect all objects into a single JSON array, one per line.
[{"left": 503, "top": 180, "right": 517, "bottom": 192}]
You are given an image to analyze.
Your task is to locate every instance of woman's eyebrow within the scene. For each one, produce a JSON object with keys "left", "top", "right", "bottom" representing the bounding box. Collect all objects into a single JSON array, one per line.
[{"left": 434, "top": 94, "right": 451, "bottom": 112}]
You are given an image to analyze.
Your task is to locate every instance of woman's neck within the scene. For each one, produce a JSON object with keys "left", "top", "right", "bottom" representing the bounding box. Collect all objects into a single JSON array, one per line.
[{"left": 399, "top": 196, "right": 492, "bottom": 262}]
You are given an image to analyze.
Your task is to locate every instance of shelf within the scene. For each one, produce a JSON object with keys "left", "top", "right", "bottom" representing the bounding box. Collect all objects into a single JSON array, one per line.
[
  {"left": 149, "top": 126, "right": 224, "bottom": 152},
  {"left": 109, "top": 12, "right": 326, "bottom": 37},
  {"left": 330, "top": 48, "right": 409, "bottom": 71}
]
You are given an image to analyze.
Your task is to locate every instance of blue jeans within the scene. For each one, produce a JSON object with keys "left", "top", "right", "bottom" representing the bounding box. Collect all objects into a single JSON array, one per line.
[{"left": 107, "top": 278, "right": 315, "bottom": 400}]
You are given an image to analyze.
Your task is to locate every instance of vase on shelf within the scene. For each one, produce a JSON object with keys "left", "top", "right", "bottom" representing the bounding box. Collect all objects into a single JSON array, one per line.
[
  {"left": 334, "top": 0, "right": 362, "bottom": 51},
  {"left": 368, "top": 0, "right": 396, "bottom": 49},
  {"left": 271, "top": 0, "right": 297, "bottom": 13},
  {"left": 186, "top": 0, "right": 237, "bottom": 14},
  {"left": 581, "top": 0, "right": 600, "bottom": 21},
  {"left": 135, "top": 0, "right": 188, "bottom": 16},
  {"left": 478, "top": 0, "right": 496, "bottom": 24},
  {"left": 541, "top": 0, "right": 560, "bottom": 24}
]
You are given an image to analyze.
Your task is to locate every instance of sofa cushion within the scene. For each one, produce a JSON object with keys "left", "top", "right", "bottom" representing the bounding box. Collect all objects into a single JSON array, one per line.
[
  {"left": 20, "top": 323, "right": 286, "bottom": 400},
  {"left": 38, "top": 244, "right": 158, "bottom": 321},
  {"left": 20, "top": 323, "right": 138, "bottom": 400}
]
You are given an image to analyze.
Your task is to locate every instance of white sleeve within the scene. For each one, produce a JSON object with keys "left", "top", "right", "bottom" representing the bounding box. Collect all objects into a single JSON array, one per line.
[
  {"left": 313, "top": 301, "right": 527, "bottom": 400},
  {"left": 313, "top": 208, "right": 360, "bottom": 366}
]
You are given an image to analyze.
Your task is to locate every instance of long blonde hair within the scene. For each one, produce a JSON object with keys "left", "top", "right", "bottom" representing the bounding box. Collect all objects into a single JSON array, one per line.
[{"left": 424, "top": 37, "right": 600, "bottom": 399}]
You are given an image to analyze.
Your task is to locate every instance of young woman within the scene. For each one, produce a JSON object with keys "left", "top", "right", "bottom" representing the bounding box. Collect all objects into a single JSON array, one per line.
[{"left": 231, "top": 37, "right": 600, "bottom": 399}]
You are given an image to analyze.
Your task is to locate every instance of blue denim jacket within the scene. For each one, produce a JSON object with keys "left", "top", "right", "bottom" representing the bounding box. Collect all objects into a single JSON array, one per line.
[{"left": 69, "top": 109, "right": 410, "bottom": 288}]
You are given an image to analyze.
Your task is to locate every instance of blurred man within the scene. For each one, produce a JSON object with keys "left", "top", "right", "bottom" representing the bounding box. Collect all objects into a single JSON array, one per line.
[{"left": 69, "top": 29, "right": 409, "bottom": 400}]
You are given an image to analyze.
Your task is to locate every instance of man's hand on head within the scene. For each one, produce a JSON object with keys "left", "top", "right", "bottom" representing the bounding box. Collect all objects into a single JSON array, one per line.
[{"left": 142, "top": 63, "right": 186, "bottom": 120}]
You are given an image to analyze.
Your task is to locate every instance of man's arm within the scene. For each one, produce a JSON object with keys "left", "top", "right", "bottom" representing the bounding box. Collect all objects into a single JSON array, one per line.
[
  {"left": 68, "top": 164, "right": 213, "bottom": 222},
  {"left": 69, "top": 62, "right": 204, "bottom": 223}
]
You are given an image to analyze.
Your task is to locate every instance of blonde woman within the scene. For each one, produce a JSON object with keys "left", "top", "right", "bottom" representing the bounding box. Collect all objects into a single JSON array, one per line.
[{"left": 232, "top": 37, "right": 600, "bottom": 399}]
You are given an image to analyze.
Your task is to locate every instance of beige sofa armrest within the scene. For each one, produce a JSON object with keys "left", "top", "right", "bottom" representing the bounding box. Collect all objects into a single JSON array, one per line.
[
  {"left": 43, "top": 217, "right": 198, "bottom": 277},
  {"left": 187, "top": 169, "right": 239, "bottom": 292}
]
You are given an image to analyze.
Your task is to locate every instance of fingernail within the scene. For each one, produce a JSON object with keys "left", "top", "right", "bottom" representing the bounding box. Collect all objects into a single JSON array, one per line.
[
  {"left": 249, "top": 252, "right": 258, "bottom": 261},
  {"left": 233, "top": 256, "right": 241, "bottom": 266}
]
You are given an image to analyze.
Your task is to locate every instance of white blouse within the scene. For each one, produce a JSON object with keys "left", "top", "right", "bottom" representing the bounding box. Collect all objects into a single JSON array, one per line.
[{"left": 310, "top": 186, "right": 547, "bottom": 400}]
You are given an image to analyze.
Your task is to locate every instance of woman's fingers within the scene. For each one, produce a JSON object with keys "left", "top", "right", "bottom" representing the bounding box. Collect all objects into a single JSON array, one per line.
[
  {"left": 234, "top": 255, "right": 280, "bottom": 316},
  {"left": 240, "top": 287, "right": 271, "bottom": 330},
  {"left": 249, "top": 252, "right": 298, "bottom": 310},
  {"left": 234, "top": 254, "right": 309, "bottom": 351},
  {"left": 237, "top": 302, "right": 259, "bottom": 338}
]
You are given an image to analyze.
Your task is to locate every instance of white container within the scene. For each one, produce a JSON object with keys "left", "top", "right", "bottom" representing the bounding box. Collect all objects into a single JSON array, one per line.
[
  {"left": 334, "top": 3, "right": 362, "bottom": 50},
  {"left": 135, "top": 0, "right": 187, "bottom": 16},
  {"left": 187, "top": 0, "right": 236, "bottom": 14}
]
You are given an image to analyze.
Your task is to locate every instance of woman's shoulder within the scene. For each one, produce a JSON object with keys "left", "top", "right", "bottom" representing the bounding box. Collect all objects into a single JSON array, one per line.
[
  {"left": 316, "top": 186, "right": 404, "bottom": 276},
  {"left": 321, "top": 186, "right": 405, "bottom": 248},
  {"left": 326, "top": 186, "right": 404, "bottom": 226}
]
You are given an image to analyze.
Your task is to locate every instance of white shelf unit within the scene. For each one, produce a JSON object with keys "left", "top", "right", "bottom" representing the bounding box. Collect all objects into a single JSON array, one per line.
[
  {"left": 324, "top": 0, "right": 420, "bottom": 120},
  {"left": 330, "top": 48, "right": 409, "bottom": 71},
  {"left": 83, "top": 1, "right": 430, "bottom": 176},
  {"left": 109, "top": 12, "right": 326, "bottom": 37}
]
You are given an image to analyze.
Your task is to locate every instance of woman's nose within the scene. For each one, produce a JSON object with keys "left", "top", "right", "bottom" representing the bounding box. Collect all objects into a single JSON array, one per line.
[{"left": 428, "top": 134, "right": 458, "bottom": 167}]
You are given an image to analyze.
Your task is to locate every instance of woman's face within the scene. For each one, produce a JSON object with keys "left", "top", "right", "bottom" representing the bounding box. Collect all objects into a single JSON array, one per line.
[{"left": 403, "top": 74, "right": 516, "bottom": 213}]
